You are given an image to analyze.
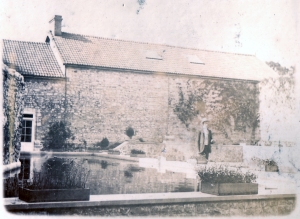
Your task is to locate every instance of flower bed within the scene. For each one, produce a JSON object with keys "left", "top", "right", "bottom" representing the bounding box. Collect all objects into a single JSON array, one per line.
[
  {"left": 198, "top": 165, "right": 258, "bottom": 195},
  {"left": 251, "top": 157, "right": 279, "bottom": 172},
  {"left": 130, "top": 149, "right": 146, "bottom": 157}
]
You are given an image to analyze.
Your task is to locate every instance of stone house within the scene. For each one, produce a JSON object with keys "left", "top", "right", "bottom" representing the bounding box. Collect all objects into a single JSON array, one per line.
[
  {"left": 2, "top": 15, "right": 275, "bottom": 152},
  {"left": 2, "top": 39, "right": 65, "bottom": 151}
]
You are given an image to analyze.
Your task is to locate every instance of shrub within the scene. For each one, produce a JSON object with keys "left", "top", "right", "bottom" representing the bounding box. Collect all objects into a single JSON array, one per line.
[
  {"left": 23, "top": 157, "right": 90, "bottom": 190},
  {"left": 131, "top": 149, "right": 145, "bottom": 154},
  {"left": 251, "top": 157, "right": 278, "bottom": 166},
  {"left": 42, "top": 121, "right": 74, "bottom": 150},
  {"left": 94, "top": 137, "right": 110, "bottom": 149},
  {"left": 100, "top": 160, "right": 108, "bottom": 169},
  {"left": 100, "top": 137, "right": 109, "bottom": 148},
  {"left": 263, "top": 159, "right": 277, "bottom": 166},
  {"left": 197, "top": 165, "right": 257, "bottom": 184},
  {"left": 124, "top": 171, "right": 133, "bottom": 178},
  {"left": 139, "top": 138, "right": 144, "bottom": 142},
  {"left": 125, "top": 127, "right": 135, "bottom": 139}
]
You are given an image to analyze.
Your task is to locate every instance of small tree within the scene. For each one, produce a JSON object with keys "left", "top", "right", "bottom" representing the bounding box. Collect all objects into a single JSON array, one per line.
[
  {"left": 42, "top": 121, "right": 74, "bottom": 150},
  {"left": 125, "top": 127, "right": 135, "bottom": 139},
  {"left": 100, "top": 137, "right": 109, "bottom": 149}
]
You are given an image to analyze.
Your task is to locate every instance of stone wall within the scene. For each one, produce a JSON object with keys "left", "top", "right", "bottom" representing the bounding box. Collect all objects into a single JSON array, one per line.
[
  {"left": 22, "top": 66, "right": 260, "bottom": 151},
  {"left": 209, "top": 145, "right": 244, "bottom": 162},
  {"left": 2, "top": 65, "right": 24, "bottom": 164},
  {"left": 64, "top": 66, "right": 260, "bottom": 149},
  {"left": 65, "top": 67, "right": 169, "bottom": 145},
  {"left": 23, "top": 77, "right": 66, "bottom": 141}
]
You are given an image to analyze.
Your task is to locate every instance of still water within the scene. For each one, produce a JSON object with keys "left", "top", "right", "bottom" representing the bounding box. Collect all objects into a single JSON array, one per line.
[{"left": 4, "top": 155, "right": 198, "bottom": 197}]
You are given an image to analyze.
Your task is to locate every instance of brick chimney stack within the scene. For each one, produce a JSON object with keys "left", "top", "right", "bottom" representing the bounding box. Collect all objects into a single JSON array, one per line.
[{"left": 49, "top": 15, "right": 63, "bottom": 36}]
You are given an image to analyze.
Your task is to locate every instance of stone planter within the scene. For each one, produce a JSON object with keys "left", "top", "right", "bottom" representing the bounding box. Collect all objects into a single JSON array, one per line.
[
  {"left": 108, "top": 150, "right": 120, "bottom": 155},
  {"left": 265, "top": 164, "right": 279, "bottom": 172},
  {"left": 19, "top": 187, "right": 90, "bottom": 202},
  {"left": 200, "top": 183, "right": 258, "bottom": 196},
  {"left": 130, "top": 153, "right": 146, "bottom": 158}
]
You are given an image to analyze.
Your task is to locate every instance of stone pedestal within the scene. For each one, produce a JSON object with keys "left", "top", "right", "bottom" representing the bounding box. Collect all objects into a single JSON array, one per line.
[{"left": 195, "top": 155, "right": 208, "bottom": 164}]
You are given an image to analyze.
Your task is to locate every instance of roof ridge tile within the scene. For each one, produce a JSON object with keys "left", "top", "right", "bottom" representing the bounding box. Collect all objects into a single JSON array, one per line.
[{"left": 3, "top": 39, "right": 48, "bottom": 45}]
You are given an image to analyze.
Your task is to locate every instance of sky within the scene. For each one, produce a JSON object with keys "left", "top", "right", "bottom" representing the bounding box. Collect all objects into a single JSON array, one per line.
[{"left": 0, "top": 0, "right": 299, "bottom": 68}]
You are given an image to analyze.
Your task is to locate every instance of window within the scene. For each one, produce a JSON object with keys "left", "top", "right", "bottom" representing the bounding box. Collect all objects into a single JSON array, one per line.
[
  {"left": 145, "top": 50, "right": 163, "bottom": 60},
  {"left": 21, "top": 114, "right": 34, "bottom": 142},
  {"left": 185, "top": 54, "right": 205, "bottom": 65}
]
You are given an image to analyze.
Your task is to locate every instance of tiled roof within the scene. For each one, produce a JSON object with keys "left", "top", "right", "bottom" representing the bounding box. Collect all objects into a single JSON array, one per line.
[
  {"left": 52, "top": 32, "right": 274, "bottom": 81},
  {"left": 2, "top": 40, "right": 64, "bottom": 77}
]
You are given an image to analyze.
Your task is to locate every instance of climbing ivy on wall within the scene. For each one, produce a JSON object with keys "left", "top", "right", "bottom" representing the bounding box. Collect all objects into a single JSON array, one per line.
[
  {"left": 2, "top": 65, "right": 25, "bottom": 165},
  {"left": 262, "top": 62, "right": 295, "bottom": 110},
  {"left": 173, "top": 86, "right": 199, "bottom": 128},
  {"left": 172, "top": 79, "right": 259, "bottom": 143}
]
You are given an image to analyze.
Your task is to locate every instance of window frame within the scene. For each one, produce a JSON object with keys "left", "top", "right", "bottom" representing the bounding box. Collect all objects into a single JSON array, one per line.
[{"left": 21, "top": 108, "right": 36, "bottom": 151}]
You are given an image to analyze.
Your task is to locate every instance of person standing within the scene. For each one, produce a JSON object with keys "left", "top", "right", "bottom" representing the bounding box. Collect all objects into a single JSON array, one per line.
[{"left": 198, "top": 118, "right": 213, "bottom": 160}]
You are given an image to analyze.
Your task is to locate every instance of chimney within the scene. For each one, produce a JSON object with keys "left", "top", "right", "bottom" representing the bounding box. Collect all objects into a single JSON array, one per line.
[{"left": 49, "top": 15, "right": 63, "bottom": 36}]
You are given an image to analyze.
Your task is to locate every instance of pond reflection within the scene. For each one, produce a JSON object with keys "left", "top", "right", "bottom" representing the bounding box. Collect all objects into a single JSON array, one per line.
[{"left": 4, "top": 155, "right": 198, "bottom": 197}]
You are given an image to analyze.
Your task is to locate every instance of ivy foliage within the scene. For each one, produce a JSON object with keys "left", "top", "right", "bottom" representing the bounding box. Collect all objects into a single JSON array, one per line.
[
  {"left": 2, "top": 66, "right": 24, "bottom": 164},
  {"left": 173, "top": 86, "right": 200, "bottom": 128},
  {"left": 262, "top": 62, "right": 295, "bottom": 110},
  {"left": 172, "top": 79, "right": 259, "bottom": 140}
]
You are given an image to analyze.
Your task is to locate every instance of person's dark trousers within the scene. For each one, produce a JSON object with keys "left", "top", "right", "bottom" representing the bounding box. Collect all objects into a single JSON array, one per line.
[{"left": 200, "top": 145, "right": 210, "bottom": 159}]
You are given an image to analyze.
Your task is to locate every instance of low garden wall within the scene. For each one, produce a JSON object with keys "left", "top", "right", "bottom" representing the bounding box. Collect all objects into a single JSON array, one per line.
[{"left": 5, "top": 193, "right": 296, "bottom": 217}]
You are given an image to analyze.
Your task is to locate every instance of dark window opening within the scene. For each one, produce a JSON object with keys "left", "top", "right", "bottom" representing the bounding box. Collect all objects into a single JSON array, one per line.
[
  {"left": 23, "top": 114, "right": 33, "bottom": 118},
  {"left": 21, "top": 115, "right": 33, "bottom": 142}
]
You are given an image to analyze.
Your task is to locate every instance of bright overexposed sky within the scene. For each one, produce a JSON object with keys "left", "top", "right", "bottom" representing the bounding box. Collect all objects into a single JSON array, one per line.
[{"left": 0, "top": 0, "right": 299, "bottom": 68}]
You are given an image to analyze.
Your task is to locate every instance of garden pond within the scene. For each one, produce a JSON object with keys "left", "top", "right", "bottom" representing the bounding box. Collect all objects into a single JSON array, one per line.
[{"left": 4, "top": 155, "right": 198, "bottom": 197}]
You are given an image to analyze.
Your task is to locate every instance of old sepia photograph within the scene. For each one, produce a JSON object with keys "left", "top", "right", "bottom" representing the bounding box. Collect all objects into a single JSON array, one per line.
[{"left": 1, "top": 0, "right": 299, "bottom": 218}]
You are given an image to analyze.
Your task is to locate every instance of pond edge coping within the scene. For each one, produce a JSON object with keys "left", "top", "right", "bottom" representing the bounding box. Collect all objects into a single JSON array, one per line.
[
  {"left": 4, "top": 192, "right": 296, "bottom": 210},
  {"left": 3, "top": 161, "right": 21, "bottom": 173},
  {"left": 20, "top": 151, "right": 139, "bottom": 162}
]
